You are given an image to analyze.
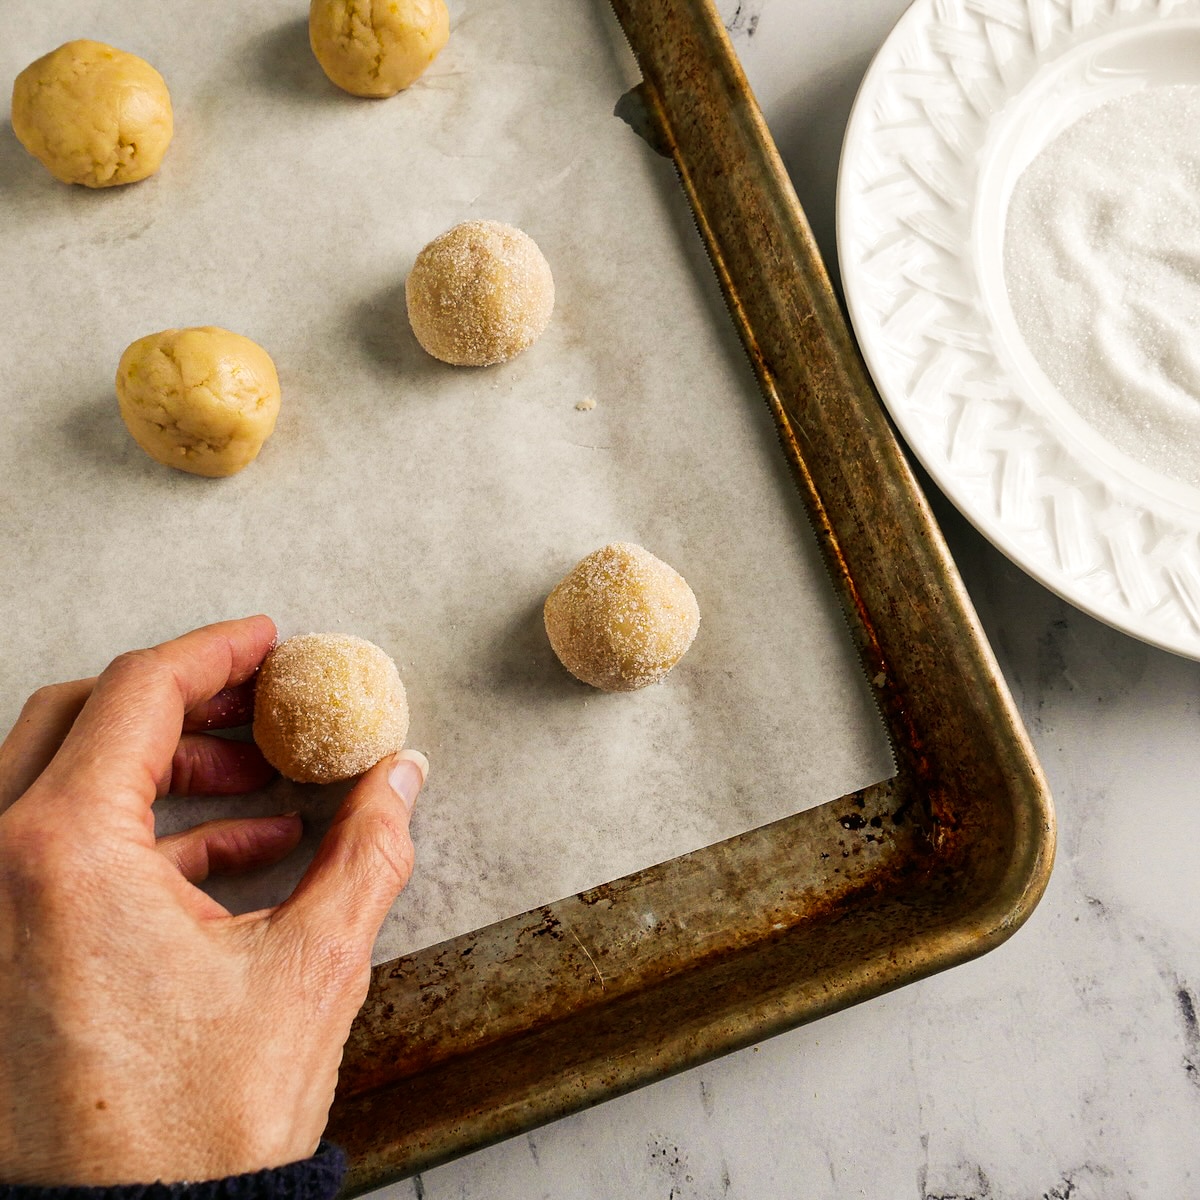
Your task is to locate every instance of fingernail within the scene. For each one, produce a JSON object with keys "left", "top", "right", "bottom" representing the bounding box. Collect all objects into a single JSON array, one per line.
[{"left": 388, "top": 749, "right": 428, "bottom": 814}]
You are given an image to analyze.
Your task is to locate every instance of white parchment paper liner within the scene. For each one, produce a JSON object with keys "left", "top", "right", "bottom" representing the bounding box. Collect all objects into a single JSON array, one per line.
[{"left": 0, "top": 0, "right": 892, "bottom": 961}]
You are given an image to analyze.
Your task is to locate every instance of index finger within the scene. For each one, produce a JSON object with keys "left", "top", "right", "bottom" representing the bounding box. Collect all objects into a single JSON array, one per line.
[{"left": 32, "top": 615, "right": 277, "bottom": 828}]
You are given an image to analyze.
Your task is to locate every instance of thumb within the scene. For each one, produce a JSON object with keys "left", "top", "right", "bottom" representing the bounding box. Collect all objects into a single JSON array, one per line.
[{"left": 272, "top": 749, "right": 427, "bottom": 954}]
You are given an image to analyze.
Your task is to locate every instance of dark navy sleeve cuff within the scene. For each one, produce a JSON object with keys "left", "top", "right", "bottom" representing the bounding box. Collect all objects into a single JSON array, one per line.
[{"left": 0, "top": 1141, "right": 347, "bottom": 1200}]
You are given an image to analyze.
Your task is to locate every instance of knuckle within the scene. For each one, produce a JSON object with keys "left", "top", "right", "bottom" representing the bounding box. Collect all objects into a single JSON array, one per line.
[
  {"left": 20, "top": 681, "right": 74, "bottom": 718},
  {"left": 21, "top": 684, "right": 55, "bottom": 714},
  {"left": 356, "top": 809, "right": 415, "bottom": 889},
  {"left": 100, "top": 647, "right": 184, "bottom": 712},
  {"left": 103, "top": 646, "right": 160, "bottom": 682}
]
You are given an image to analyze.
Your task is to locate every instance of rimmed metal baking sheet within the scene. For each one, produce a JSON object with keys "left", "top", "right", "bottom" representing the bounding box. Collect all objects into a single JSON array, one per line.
[{"left": 327, "top": 0, "right": 1055, "bottom": 1189}]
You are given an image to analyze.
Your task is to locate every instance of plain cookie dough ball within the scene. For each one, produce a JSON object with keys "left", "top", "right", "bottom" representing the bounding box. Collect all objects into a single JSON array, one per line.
[
  {"left": 253, "top": 634, "right": 410, "bottom": 784},
  {"left": 11, "top": 40, "right": 172, "bottom": 187},
  {"left": 406, "top": 220, "right": 555, "bottom": 366},
  {"left": 544, "top": 543, "right": 700, "bottom": 692},
  {"left": 309, "top": 0, "right": 449, "bottom": 98},
  {"left": 115, "top": 327, "right": 281, "bottom": 478}
]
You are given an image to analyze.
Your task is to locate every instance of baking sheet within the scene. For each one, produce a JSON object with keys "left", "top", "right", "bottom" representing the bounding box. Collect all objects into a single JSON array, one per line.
[{"left": 0, "top": 0, "right": 891, "bottom": 962}]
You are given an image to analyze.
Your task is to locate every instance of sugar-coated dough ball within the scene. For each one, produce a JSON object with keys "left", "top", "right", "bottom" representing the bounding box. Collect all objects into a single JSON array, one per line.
[
  {"left": 544, "top": 543, "right": 700, "bottom": 692},
  {"left": 406, "top": 220, "right": 555, "bottom": 366},
  {"left": 10, "top": 40, "right": 172, "bottom": 187},
  {"left": 253, "top": 634, "right": 410, "bottom": 785},
  {"left": 309, "top": 0, "right": 449, "bottom": 98},
  {"left": 115, "top": 327, "right": 281, "bottom": 478}
]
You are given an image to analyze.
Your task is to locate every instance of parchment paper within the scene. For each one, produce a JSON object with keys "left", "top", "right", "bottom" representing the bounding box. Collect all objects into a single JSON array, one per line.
[{"left": 0, "top": 0, "right": 893, "bottom": 962}]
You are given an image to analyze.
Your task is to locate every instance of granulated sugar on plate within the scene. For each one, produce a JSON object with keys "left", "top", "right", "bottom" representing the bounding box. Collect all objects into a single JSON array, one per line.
[{"left": 1004, "top": 84, "right": 1200, "bottom": 489}]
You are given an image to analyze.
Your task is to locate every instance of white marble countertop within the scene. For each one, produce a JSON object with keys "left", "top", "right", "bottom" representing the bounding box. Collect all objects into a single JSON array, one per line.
[{"left": 372, "top": 3, "right": 1200, "bottom": 1197}]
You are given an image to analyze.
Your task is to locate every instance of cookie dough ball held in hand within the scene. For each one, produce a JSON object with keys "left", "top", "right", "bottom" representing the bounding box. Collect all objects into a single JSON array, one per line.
[
  {"left": 544, "top": 543, "right": 701, "bottom": 692},
  {"left": 115, "top": 327, "right": 282, "bottom": 477},
  {"left": 253, "top": 634, "right": 410, "bottom": 785},
  {"left": 309, "top": 0, "right": 450, "bottom": 97},
  {"left": 11, "top": 40, "right": 172, "bottom": 187},
  {"left": 406, "top": 221, "right": 555, "bottom": 366}
]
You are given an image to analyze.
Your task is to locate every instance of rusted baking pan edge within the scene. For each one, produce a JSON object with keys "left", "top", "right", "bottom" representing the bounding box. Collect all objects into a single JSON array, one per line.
[{"left": 328, "top": 0, "right": 1055, "bottom": 1190}]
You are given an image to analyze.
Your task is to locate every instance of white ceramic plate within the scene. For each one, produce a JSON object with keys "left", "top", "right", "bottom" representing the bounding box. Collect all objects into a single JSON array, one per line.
[{"left": 838, "top": 0, "right": 1200, "bottom": 660}]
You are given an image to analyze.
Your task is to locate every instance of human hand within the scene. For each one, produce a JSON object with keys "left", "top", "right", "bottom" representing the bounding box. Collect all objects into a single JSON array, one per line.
[{"left": 0, "top": 616, "right": 426, "bottom": 1185}]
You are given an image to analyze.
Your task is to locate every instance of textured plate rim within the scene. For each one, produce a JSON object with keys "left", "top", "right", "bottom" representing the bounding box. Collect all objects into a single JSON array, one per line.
[{"left": 837, "top": 0, "right": 1200, "bottom": 661}]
